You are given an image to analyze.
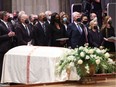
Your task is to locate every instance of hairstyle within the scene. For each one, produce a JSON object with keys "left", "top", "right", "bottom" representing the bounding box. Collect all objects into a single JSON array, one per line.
[
  {"left": 1, "top": 11, "right": 8, "bottom": 20},
  {"left": 101, "top": 16, "right": 111, "bottom": 30},
  {"left": 50, "top": 12, "right": 59, "bottom": 25}
]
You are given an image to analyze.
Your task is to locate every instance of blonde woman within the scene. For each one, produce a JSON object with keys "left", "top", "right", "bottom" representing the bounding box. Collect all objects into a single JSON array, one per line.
[
  {"left": 88, "top": 21, "right": 103, "bottom": 47},
  {"left": 101, "top": 16, "right": 115, "bottom": 52}
]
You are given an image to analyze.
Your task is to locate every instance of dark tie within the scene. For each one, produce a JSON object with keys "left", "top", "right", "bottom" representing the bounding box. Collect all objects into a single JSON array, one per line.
[
  {"left": 25, "top": 25, "right": 30, "bottom": 36},
  {"left": 42, "top": 23, "right": 46, "bottom": 34}
]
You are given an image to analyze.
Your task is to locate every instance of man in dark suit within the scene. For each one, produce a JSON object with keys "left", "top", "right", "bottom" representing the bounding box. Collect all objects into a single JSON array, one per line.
[
  {"left": 67, "top": 12, "right": 87, "bottom": 49},
  {"left": 33, "top": 12, "right": 51, "bottom": 46},
  {"left": 45, "top": 11, "right": 52, "bottom": 25},
  {"left": 15, "top": 14, "right": 33, "bottom": 46},
  {"left": 0, "top": 11, "right": 16, "bottom": 81}
]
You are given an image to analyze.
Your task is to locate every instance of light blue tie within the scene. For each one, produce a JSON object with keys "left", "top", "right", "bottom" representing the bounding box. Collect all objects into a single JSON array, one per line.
[{"left": 77, "top": 24, "right": 82, "bottom": 34}]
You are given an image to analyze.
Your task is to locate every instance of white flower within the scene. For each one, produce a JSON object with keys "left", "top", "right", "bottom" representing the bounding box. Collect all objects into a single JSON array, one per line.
[
  {"left": 84, "top": 48, "right": 89, "bottom": 53},
  {"left": 90, "top": 54, "right": 94, "bottom": 58},
  {"left": 104, "top": 52, "right": 110, "bottom": 58},
  {"left": 67, "top": 55, "right": 75, "bottom": 61},
  {"left": 88, "top": 49, "right": 94, "bottom": 54},
  {"left": 101, "top": 49, "right": 106, "bottom": 53},
  {"left": 96, "top": 49, "right": 101, "bottom": 53},
  {"left": 90, "top": 55, "right": 96, "bottom": 58},
  {"left": 85, "top": 55, "right": 90, "bottom": 59},
  {"left": 96, "top": 59, "right": 100, "bottom": 64},
  {"left": 84, "top": 43, "right": 89, "bottom": 47},
  {"left": 80, "top": 52, "right": 85, "bottom": 57},
  {"left": 77, "top": 59, "right": 83, "bottom": 64},
  {"left": 108, "top": 59, "right": 115, "bottom": 64},
  {"left": 79, "top": 46, "right": 84, "bottom": 50},
  {"left": 95, "top": 56, "right": 100, "bottom": 59}
]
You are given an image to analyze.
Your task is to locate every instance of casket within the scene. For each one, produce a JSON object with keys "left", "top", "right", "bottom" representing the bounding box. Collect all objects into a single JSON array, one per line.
[{"left": 1, "top": 46, "right": 78, "bottom": 84}]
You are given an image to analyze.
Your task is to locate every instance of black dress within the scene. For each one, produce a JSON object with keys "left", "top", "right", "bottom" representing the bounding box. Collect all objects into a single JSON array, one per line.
[
  {"left": 88, "top": 29, "right": 103, "bottom": 48},
  {"left": 101, "top": 26, "right": 115, "bottom": 52},
  {"left": 49, "top": 24, "right": 67, "bottom": 47}
]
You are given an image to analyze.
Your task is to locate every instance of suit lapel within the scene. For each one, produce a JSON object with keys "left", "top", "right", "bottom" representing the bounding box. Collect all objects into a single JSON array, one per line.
[
  {"left": 0, "top": 21, "right": 10, "bottom": 32},
  {"left": 72, "top": 23, "right": 81, "bottom": 35}
]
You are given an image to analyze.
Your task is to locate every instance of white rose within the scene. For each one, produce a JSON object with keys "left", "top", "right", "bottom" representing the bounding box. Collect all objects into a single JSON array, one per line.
[
  {"left": 89, "top": 49, "right": 94, "bottom": 54},
  {"left": 96, "top": 49, "right": 101, "bottom": 53},
  {"left": 80, "top": 52, "right": 85, "bottom": 57},
  {"left": 101, "top": 49, "right": 106, "bottom": 53},
  {"left": 77, "top": 59, "right": 83, "bottom": 64},
  {"left": 95, "top": 56, "right": 100, "bottom": 59},
  {"left": 79, "top": 46, "right": 83, "bottom": 50},
  {"left": 85, "top": 55, "right": 90, "bottom": 59},
  {"left": 104, "top": 52, "right": 110, "bottom": 58},
  {"left": 108, "top": 58, "right": 115, "bottom": 64},
  {"left": 96, "top": 59, "right": 100, "bottom": 64}
]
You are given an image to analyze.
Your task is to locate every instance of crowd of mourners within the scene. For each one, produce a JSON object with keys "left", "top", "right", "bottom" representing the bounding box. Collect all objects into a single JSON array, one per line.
[{"left": 0, "top": 7, "right": 115, "bottom": 80}]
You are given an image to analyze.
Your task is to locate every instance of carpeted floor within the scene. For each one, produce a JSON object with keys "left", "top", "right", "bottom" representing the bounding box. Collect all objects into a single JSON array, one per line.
[{"left": 5, "top": 78, "right": 116, "bottom": 87}]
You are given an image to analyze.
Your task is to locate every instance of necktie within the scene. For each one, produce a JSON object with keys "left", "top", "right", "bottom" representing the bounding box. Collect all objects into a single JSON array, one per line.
[
  {"left": 42, "top": 23, "right": 46, "bottom": 34},
  {"left": 25, "top": 25, "right": 30, "bottom": 36},
  {"left": 77, "top": 24, "right": 82, "bottom": 34}
]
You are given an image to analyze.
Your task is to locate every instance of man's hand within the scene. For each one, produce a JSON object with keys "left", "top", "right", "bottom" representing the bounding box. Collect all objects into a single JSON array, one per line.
[{"left": 8, "top": 31, "right": 15, "bottom": 37}]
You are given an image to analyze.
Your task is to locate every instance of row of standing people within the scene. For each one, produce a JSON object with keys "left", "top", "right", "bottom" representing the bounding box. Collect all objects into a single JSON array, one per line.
[{"left": 0, "top": 10, "right": 115, "bottom": 81}]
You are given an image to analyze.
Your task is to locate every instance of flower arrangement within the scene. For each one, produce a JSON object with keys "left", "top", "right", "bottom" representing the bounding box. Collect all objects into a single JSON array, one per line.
[{"left": 56, "top": 44, "right": 116, "bottom": 78}]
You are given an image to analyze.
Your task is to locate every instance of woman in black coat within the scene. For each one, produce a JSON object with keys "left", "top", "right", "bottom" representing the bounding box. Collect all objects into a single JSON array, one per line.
[{"left": 48, "top": 12, "right": 67, "bottom": 47}]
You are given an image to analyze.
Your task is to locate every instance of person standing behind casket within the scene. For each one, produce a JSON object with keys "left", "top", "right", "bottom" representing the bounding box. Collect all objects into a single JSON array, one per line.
[
  {"left": 32, "top": 12, "right": 51, "bottom": 46},
  {"left": 48, "top": 12, "right": 67, "bottom": 47},
  {"left": 67, "top": 12, "right": 87, "bottom": 49},
  {"left": 45, "top": 11, "right": 52, "bottom": 25},
  {"left": 60, "top": 13, "right": 70, "bottom": 31},
  {"left": 15, "top": 14, "right": 33, "bottom": 46},
  {"left": 101, "top": 16, "right": 115, "bottom": 52},
  {"left": 0, "top": 11, "right": 16, "bottom": 81},
  {"left": 88, "top": 21, "right": 103, "bottom": 48}
]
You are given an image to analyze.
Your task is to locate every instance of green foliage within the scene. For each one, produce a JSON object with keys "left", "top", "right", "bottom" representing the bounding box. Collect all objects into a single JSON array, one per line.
[{"left": 56, "top": 44, "right": 116, "bottom": 78}]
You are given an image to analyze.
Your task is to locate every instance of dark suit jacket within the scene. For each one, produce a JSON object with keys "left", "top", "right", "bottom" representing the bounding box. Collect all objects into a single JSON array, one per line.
[
  {"left": 33, "top": 21, "right": 51, "bottom": 46},
  {"left": 0, "top": 21, "right": 15, "bottom": 53},
  {"left": 15, "top": 23, "right": 33, "bottom": 46},
  {"left": 67, "top": 23, "right": 86, "bottom": 48}
]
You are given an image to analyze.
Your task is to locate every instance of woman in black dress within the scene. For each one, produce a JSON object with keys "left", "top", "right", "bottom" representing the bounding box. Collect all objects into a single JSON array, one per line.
[
  {"left": 49, "top": 12, "right": 67, "bottom": 47},
  {"left": 88, "top": 21, "right": 103, "bottom": 48},
  {"left": 101, "top": 16, "right": 115, "bottom": 52}
]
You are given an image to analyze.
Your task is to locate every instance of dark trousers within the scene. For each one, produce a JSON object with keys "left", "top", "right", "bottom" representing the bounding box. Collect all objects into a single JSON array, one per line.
[{"left": 0, "top": 53, "right": 4, "bottom": 82}]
